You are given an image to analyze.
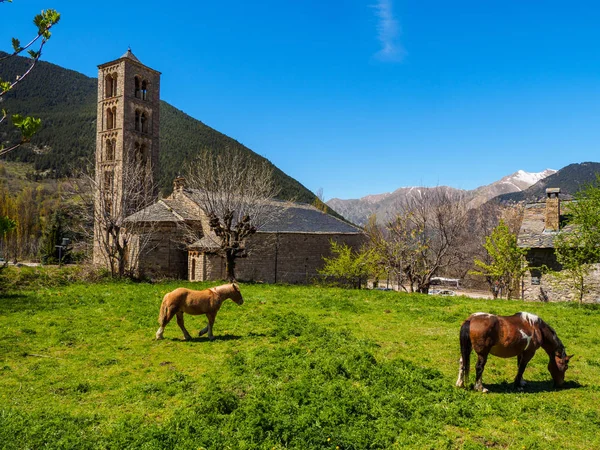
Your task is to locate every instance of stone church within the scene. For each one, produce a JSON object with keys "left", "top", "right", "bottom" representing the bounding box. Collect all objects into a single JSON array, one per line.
[{"left": 93, "top": 51, "right": 365, "bottom": 282}]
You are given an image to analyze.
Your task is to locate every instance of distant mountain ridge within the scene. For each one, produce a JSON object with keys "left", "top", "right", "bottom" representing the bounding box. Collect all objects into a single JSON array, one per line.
[
  {"left": 467, "top": 168, "right": 556, "bottom": 208},
  {"left": 327, "top": 168, "right": 561, "bottom": 226},
  {"left": 496, "top": 162, "right": 600, "bottom": 203},
  {"left": 0, "top": 51, "right": 319, "bottom": 205}
]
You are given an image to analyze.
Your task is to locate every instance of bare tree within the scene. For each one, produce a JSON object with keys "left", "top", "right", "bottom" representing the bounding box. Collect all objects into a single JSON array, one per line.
[
  {"left": 184, "top": 149, "right": 281, "bottom": 281},
  {"left": 365, "top": 214, "right": 412, "bottom": 291},
  {"left": 367, "top": 188, "right": 471, "bottom": 293},
  {"left": 67, "top": 150, "right": 158, "bottom": 278}
]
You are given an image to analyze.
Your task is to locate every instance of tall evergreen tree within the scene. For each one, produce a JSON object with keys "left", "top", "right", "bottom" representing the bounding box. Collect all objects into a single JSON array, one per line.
[{"left": 39, "top": 209, "right": 66, "bottom": 264}]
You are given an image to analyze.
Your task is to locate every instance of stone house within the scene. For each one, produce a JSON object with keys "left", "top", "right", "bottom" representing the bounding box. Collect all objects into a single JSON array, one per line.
[
  {"left": 517, "top": 188, "right": 600, "bottom": 302},
  {"left": 125, "top": 179, "right": 366, "bottom": 282}
]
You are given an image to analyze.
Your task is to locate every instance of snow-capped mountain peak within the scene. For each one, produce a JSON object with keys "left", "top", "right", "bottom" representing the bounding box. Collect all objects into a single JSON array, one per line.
[{"left": 500, "top": 169, "right": 557, "bottom": 191}]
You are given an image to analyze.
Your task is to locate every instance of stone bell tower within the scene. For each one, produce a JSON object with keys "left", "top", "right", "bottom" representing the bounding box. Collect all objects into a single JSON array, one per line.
[{"left": 93, "top": 49, "right": 161, "bottom": 264}]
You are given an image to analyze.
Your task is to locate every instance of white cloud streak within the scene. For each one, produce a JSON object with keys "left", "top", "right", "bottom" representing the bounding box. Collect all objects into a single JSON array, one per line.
[{"left": 372, "top": 0, "right": 405, "bottom": 62}]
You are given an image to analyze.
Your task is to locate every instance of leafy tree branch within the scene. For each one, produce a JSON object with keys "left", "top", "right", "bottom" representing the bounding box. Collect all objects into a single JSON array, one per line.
[{"left": 0, "top": 3, "right": 60, "bottom": 154}]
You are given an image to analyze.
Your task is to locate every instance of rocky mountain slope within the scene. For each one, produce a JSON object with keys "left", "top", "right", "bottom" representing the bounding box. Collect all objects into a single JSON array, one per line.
[
  {"left": 327, "top": 169, "right": 557, "bottom": 226},
  {"left": 468, "top": 169, "right": 556, "bottom": 208}
]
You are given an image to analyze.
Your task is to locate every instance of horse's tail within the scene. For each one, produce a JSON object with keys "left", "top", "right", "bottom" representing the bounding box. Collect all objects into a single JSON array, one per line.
[
  {"left": 158, "top": 294, "right": 170, "bottom": 326},
  {"left": 459, "top": 319, "right": 472, "bottom": 382}
]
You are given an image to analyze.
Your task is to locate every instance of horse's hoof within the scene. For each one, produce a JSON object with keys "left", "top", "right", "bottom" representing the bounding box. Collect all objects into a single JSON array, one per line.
[
  {"left": 155, "top": 335, "right": 163, "bottom": 340},
  {"left": 481, "top": 387, "right": 489, "bottom": 393},
  {"left": 209, "top": 336, "right": 216, "bottom": 342}
]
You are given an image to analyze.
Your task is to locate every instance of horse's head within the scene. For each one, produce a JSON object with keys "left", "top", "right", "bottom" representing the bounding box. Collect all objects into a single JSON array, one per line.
[
  {"left": 549, "top": 347, "right": 572, "bottom": 388},
  {"left": 230, "top": 283, "right": 244, "bottom": 306}
]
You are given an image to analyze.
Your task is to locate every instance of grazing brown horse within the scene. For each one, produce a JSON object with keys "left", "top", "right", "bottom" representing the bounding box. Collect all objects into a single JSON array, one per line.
[
  {"left": 156, "top": 283, "right": 244, "bottom": 341},
  {"left": 456, "top": 312, "right": 571, "bottom": 392}
]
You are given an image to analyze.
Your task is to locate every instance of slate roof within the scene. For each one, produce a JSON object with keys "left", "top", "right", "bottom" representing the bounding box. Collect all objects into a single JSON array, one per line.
[
  {"left": 183, "top": 189, "right": 363, "bottom": 234},
  {"left": 124, "top": 199, "right": 200, "bottom": 223},
  {"left": 125, "top": 190, "right": 363, "bottom": 234},
  {"left": 120, "top": 48, "right": 141, "bottom": 63},
  {"left": 257, "top": 202, "right": 362, "bottom": 234},
  {"left": 98, "top": 48, "right": 160, "bottom": 74},
  {"left": 188, "top": 235, "right": 221, "bottom": 251},
  {"left": 161, "top": 198, "right": 199, "bottom": 221},
  {"left": 124, "top": 201, "right": 180, "bottom": 223},
  {"left": 517, "top": 201, "right": 574, "bottom": 248},
  {"left": 517, "top": 202, "right": 557, "bottom": 248}
]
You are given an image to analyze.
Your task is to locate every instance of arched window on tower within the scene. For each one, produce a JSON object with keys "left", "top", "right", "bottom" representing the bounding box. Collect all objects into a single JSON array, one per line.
[
  {"left": 135, "top": 110, "right": 140, "bottom": 131},
  {"left": 112, "top": 74, "right": 118, "bottom": 96},
  {"left": 103, "top": 170, "right": 114, "bottom": 190},
  {"left": 141, "top": 80, "right": 148, "bottom": 100},
  {"left": 134, "top": 142, "right": 141, "bottom": 161},
  {"left": 106, "top": 108, "right": 114, "bottom": 130},
  {"left": 134, "top": 142, "right": 147, "bottom": 165},
  {"left": 105, "top": 139, "right": 115, "bottom": 160},
  {"left": 105, "top": 74, "right": 114, "bottom": 98},
  {"left": 134, "top": 76, "right": 141, "bottom": 99},
  {"left": 141, "top": 112, "right": 147, "bottom": 133}
]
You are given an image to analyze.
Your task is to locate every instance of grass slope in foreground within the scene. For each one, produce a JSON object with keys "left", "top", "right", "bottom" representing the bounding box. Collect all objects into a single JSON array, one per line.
[{"left": 1, "top": 280, "right": 599, "bottom": 449}]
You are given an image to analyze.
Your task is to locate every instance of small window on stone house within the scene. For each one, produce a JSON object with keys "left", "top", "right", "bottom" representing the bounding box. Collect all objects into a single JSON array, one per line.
[
  {"left": 135, "top": 110, "right": 140, "bottom": 131},
  {"left": 530, "top": 268, "right": 542, "bottom": 285}
]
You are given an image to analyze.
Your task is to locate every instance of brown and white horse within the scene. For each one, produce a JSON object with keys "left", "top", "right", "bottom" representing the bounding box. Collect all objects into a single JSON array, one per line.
[
  {"left": 155, "top": 283, "right": 244, "bottom": 341},
  {"left": 456, "top": 312, "right": 571, "bottom": 392}
]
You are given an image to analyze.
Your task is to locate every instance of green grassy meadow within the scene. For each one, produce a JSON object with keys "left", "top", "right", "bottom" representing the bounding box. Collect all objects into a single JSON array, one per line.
[{"left": 1, "top": 280, "right": 599, "bottom": 449}]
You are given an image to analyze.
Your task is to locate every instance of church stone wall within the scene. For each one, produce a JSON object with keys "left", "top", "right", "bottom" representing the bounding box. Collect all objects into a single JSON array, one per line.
[
  {"left": 134, "top": 224, "right": 188, "bottom": 279},
  {"left": 189, "top": 232, "right": 366, "bottom": 284}
]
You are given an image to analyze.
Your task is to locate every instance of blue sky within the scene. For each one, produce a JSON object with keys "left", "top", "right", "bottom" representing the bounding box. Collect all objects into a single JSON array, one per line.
[{"left": 2, "top": 1, "right": 600, "bottom": 200}]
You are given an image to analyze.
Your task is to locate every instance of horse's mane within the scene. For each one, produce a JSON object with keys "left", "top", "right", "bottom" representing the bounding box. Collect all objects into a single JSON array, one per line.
[{"left": 539, "top": 318, "right": 565, "bottom": 356}]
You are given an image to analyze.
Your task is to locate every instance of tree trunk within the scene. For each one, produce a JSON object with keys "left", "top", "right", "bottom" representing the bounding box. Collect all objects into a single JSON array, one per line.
[{"left": 225, "top": 250, "right": 236, "bottom": 282}]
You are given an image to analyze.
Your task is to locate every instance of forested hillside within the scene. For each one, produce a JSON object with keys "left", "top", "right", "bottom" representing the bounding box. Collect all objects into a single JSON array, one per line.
[{"left": 0, "top": 51, "right": 317, "bottom": 203}]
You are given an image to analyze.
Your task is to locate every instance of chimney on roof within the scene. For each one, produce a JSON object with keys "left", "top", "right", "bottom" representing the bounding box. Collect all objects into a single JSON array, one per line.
[
  {"left": 173, "top": 176, "right": 186, "bottom": 193},
  {"left": 545, "top": 188, "right": 560, "bottom": 232}
]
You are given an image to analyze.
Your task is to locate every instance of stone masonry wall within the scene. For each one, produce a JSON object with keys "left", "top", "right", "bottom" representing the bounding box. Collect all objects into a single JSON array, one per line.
[
  {"left": 189, "top": 232, "right": 366, "bottom": 284},
  {"left": 135, "top": 224, "right": 187, "bottom": 279},
  {"left": 522, "top": 263, "right": 600, "bottom": 303}
]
